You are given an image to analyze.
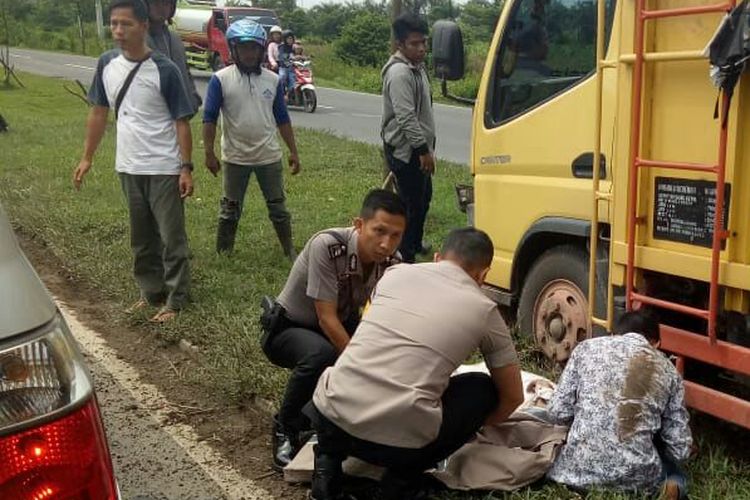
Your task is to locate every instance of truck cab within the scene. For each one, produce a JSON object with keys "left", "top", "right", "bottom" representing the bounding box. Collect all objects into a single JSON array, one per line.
[
  {"left": 176, "top": 4, "right": 279, "bottom": 71},
  {"left": 434, "top": 0, "right": 750, "bottom": 428}
]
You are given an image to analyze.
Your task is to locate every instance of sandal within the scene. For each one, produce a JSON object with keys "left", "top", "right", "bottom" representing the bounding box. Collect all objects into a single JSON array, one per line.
[
  {"left": 126, "top": 298, "right": 149, "bottom": 313},
  {"left": 149, "top": 307, "right": 178, "bottom": 323}
]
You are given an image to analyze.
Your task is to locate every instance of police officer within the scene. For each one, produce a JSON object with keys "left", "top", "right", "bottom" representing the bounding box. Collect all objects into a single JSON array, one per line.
[
  {"left": 305, "top": 228, "right": 524, "bottom": 500},
  {"left": 261, "top": 189, "right": 407, "bottom": 470}
]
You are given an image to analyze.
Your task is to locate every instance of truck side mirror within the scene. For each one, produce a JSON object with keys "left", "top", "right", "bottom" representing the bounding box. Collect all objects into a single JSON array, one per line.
[{"left": 432, "top": 20, "right": 464, "bottom": 81}]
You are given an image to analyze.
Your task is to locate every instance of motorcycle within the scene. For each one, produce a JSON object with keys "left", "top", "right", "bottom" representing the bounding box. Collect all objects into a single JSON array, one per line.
[{"left": 287, "top": 60, "right": 317, "bottom": 113}]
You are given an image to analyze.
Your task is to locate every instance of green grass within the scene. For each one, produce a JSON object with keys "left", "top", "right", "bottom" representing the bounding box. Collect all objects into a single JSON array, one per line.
[{"left": 2, "top": 73, "right": 750, "bottom": 499}]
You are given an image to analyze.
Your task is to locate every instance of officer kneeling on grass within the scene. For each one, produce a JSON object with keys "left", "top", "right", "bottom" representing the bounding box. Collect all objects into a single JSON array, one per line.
[
  {"left": 260, "top": 189, "right": 407, "bottom": 470},
  {"left": 304, "top": 227, "right": 524, "bottom": 500}
]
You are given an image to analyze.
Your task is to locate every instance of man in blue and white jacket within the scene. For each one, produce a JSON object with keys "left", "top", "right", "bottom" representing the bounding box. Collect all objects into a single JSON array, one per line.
[{"left": 203, "top": 19, "right": 301, "bottom": 260}]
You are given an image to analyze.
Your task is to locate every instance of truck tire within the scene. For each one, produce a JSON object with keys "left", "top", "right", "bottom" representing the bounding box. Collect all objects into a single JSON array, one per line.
[{"left": 517, "top": 245, "right": 607, "bottom": 363}]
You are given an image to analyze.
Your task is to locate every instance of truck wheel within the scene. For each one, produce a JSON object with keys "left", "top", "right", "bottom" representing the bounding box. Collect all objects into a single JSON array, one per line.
[
  {"left": 211, "top": 53, "right": 224, "bottom": 73},
  {"left": 517, "top": 245, "right": 606, "bottom": 363}
]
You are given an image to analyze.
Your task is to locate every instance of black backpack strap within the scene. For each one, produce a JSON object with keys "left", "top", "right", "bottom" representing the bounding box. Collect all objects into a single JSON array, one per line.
[{"left": 115, "top": 57, "right": 147, "bottom": 119}]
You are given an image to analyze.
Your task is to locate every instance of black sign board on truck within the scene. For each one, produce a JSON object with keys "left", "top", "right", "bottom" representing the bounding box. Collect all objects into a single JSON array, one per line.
[{"left": 653, "top": 177, "right": 731, "bottom": 249}]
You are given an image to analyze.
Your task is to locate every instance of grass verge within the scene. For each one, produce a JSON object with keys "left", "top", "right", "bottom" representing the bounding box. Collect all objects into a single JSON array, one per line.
[{"left": 1, "top": 73, "right": 749, "bottom": 499}]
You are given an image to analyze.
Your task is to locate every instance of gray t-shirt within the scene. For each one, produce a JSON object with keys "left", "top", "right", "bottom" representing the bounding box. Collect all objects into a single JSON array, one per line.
[
  {"left": 276, "top": 227, "right": 399, "bottom": 329},
  {"left": 148, "top": 26, "right": 201, "bottom": 114}
]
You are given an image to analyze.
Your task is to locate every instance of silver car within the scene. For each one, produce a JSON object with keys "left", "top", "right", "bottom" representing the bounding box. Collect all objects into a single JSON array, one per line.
[{"left": 0, "top": 203, "right": 119, "bottom": 498}]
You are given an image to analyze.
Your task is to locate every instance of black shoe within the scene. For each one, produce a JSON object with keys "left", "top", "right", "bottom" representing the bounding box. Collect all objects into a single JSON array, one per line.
[
  {"left": 272, "top": 417, "right": 299, "bottom": 472},
  {"left": 310, "top": 447, "right": 344, "bottom": 500},
  {"left": 378, "top": 470, "right": 432, "bottom": 500}
]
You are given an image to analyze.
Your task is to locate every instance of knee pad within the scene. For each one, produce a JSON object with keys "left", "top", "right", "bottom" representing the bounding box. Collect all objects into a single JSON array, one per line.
[{"left": 219, "top": 197, "right": 241, "bottom": 221}]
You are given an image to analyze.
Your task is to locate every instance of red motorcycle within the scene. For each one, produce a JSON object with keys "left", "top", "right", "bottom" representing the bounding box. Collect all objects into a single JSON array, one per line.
[{"left": 287, "top": 60, "right": 317, "bottom": 113}]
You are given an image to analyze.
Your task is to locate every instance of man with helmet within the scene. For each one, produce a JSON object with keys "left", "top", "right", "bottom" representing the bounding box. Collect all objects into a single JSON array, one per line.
[
  {"left": 145, "top": 0, "right": 202, "bottom": 113},
  {"left": 278, "top": 29, "right": 297, "bottom": 96},
  {"left": 267, "top": 25, "right": 283, "bottom": 72},
  {"left": 202, "top": 19, "right": 301, "bottom": 258}
]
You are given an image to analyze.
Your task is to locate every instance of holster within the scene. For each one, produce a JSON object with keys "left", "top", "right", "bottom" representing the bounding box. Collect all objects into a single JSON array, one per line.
[{"left": 259, "top": 295, "right": 287, "bottom": 356}]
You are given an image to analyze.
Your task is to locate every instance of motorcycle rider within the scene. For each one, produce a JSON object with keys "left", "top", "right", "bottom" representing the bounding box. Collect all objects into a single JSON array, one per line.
[
  {"left": 278, "top": 29, "right": 297, "bottom": 96},
  {"left": 202, "top": 19, "right": 301, "bottom": 258},
  {"left": 267, "top": 25, "right": 283, "bottom": 72},
  {"left": 145, "top": 0, "right": 201, "bottom": 113}
]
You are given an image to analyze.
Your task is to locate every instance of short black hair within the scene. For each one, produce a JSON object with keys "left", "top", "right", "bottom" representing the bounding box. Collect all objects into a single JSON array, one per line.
[
  {"left": 360, "top": 189, "right": 407, "bottom": 220},
  {"left": 393, "top": 13, "right": 429, "bottom": 43},
  {"left": 441, "top": 227, "right": 494, "bottom": 271},
  {"left": 110, "top": 0, "right": 149, "bottom": 22},
  {"left": 613, "top": 310, "right": 660, "bottom": 343}
]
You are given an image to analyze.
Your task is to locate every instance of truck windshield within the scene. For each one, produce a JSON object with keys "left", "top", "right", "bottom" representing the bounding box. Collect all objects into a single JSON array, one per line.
[
  {"left": 486, "top": 0, "right": 616, "bottom": 126},
  {"left": 227, "top": 10, "right": 279, "bottom": 27}
]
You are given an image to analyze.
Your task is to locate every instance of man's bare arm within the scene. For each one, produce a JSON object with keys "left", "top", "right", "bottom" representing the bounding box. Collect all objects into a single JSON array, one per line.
[
  {"left": 485, "top": 363, "right": 524, "bottom": 425},
  {"left": 313, "top": 300, "right": 350, "bottom": 353}
]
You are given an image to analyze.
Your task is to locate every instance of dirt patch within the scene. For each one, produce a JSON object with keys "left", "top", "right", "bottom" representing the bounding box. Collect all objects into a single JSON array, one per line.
[{"left": 17, "top": 230, "right": 307, "bottom": 500}]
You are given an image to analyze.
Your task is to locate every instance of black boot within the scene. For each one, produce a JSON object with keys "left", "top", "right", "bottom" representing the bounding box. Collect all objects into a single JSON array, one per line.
[
  {"left": 273, "top": 220, "right": 297, "bottom": 261},
  {"left": 310, "top": 446, "right": 344, "bottom": 500},
  {"left": 216, "top": 218, "right": 239, "bottom": 254},
  {"left": 272, "top": 416, "right": 299, "bottom": 471},
  {"left": 378, "top": 470, "right": 431, "bottom": 500}
]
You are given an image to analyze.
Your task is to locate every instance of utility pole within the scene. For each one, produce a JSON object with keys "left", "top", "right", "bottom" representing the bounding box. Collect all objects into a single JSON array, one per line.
[{"left": 95, "top": 0, "right": 104, "bottom": 40}]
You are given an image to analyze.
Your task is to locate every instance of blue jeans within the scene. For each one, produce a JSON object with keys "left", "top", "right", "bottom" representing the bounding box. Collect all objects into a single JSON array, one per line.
[{"left": 279, "top": 66, "right": 296, "bottom": 94}]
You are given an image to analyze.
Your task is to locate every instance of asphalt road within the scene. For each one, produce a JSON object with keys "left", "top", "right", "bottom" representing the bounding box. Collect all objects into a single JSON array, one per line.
[
  {"left": 60, "top": 303, "right": 273, "bottom": 500},
  {"left": 8, "top": 48, "right": 472, "bottom": 165}
]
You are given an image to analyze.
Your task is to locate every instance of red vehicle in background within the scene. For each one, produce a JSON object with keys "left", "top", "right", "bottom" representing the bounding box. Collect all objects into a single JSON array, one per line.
[{"left": 175, "top": 5, "right": 279, "bottom": 72}]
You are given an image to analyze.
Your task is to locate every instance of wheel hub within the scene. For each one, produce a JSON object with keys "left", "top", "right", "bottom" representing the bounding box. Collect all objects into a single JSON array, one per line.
[{"left": 533, "top": 279, "right": 590, "bottom": 362}]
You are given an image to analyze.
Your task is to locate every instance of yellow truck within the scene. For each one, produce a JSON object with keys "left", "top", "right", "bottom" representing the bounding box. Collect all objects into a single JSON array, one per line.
[{"left": 433, "top": 0, "right": 750, "bottom": 428}]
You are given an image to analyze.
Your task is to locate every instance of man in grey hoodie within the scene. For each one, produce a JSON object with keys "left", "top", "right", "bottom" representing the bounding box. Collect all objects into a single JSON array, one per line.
[
  {"left": 381, "top": 13, "right": 435, "bottom": 263},
  {"left": 146, "top": 0, "right": 202, "bottom": 114}
]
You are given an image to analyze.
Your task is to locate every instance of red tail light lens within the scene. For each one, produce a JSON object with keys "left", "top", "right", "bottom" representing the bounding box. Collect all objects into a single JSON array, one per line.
[{"left": 0, "top": 397, "right": 117, "bottom": 499}]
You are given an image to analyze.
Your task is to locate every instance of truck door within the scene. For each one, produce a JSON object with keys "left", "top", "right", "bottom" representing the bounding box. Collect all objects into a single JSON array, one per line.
[{"left": 473, "top": 0, "right": 616, "bottom": 289}]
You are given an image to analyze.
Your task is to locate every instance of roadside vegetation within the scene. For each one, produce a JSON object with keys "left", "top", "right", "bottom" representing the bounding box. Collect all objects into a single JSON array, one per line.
[
  {"left": 0, "top": 0, "right": 492, "bottom": 100},
  {"left": 2, "top": 72, "right": 750, "bottom": 499}
]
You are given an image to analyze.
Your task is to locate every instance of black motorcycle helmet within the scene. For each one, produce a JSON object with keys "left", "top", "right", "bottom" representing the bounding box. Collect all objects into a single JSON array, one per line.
[
  {"left": 281, "top": 29, "right": 295, "bottom": 45},
  {"left": 144, "top": 0, "right": 177, "bottom": 21}
]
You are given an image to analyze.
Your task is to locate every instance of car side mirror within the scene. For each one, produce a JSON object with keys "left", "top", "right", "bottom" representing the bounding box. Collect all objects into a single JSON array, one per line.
[{"left": 432, "top": 20, "right": 464, "bottom": 81}]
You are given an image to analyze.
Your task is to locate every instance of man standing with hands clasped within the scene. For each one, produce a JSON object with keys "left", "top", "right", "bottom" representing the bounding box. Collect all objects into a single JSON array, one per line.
[
  {"left": 73, "top": 0, "right": 195, "bottom": 323},
  {"left": 203, "top": 19, "right": 301, "bottom": 259},
  {"left": 381, "top": 12, "right": 436, "bottom": 263}
]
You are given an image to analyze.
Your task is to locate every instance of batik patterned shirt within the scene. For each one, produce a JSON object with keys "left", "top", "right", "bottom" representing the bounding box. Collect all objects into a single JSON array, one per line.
[{"left": 547, "top": 333, "right": 692, "bottom": 494}]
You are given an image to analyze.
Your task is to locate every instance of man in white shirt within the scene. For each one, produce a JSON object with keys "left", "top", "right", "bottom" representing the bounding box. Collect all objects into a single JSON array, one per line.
[{"left": 74, "top": 0, "right": 195, "bottom": 323}]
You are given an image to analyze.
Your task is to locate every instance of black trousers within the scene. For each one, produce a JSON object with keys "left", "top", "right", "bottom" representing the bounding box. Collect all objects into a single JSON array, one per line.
[
  {"left": 265, "top": 325, "right": 338, "bottom": 433},
  {"left": 384, "top": 146, "right": 433, "bottom": 263},
  {"left": 305, "top": 372, "right": 499, "bottom": 478}
]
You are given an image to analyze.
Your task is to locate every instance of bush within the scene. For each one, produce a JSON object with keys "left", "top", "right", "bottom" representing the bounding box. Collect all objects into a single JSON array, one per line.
[{"left": 333, "top": 11, "right": 390, "bottom": 68}]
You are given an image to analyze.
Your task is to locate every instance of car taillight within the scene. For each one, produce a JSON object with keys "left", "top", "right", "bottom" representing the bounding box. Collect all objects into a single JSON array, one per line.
[{"left": 0, "top": 314, "right": 118, "bottom": 499}]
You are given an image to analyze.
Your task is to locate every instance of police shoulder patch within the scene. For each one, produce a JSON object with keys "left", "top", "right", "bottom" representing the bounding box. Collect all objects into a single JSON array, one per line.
[{"left": 328, "top": 243, "right": 346, "bottom": 260}]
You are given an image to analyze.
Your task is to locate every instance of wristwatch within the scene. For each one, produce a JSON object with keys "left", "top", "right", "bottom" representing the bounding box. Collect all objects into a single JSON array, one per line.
[{"left": 180, "top": 161, "right": 194, "bottom": 172}]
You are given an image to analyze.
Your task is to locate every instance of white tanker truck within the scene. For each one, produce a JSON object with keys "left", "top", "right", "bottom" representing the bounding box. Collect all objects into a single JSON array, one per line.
[{"left": 173, "top": 0, "right": 279, "bottom": 71}]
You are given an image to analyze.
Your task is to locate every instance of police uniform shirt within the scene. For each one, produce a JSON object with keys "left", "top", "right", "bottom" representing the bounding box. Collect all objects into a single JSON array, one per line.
[
  {"left": 276, "top": 227, "right": 397, "bottom": 329},
  {"left": 313, "top": 260, "right": 519, "bottom": 449}
]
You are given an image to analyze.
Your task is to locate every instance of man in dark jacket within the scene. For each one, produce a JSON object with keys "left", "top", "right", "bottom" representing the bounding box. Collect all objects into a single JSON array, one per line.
[{"left": 146, "top": 0, "right": 202, "bottom": 114}]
